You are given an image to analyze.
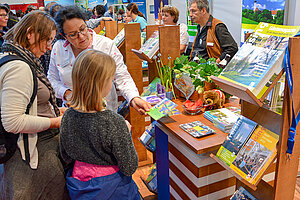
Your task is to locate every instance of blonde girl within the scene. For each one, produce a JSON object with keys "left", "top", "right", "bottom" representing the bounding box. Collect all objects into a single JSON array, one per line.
[{"left": 60, "top": 49, "right": 140, "bottom": 200}]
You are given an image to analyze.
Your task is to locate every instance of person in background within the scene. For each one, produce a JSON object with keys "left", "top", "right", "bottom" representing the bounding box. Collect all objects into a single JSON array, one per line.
[
  {"left": 60, "top": 49, "right": 140, "bottom": 199},
  {"left": 126, "top": 3, "right": 147, "bottom": 32},
  {"left": 189, "top": 0, "right": 238, "bottom": 63},
  {"left": 86, "top": 8, "right": 93, "bottom": 19},
  {"left": 124, "top": 12, "right": 132, "bottom": 23},
  {"left": 0, "top": 11, "right": 67, "bottom": 199},
  {"left": 3, "top": 4, "right": 18, "bottom": 29},
  {"left": 0, "top": 4, "right": 8, "bottom": 51},
  {"left": 45, "top": 1, "right": 57, "bottom": 14},
  {"left": 94, "top": 5, "right": 106, "bottom": 18},
  {"left": 104, "top": 5, "right": 114, "bottom": 18},
  {"left": 16, "top": 9, "right": 24, "bottom": 20},
  {"left": 117, "top": 9, "right": 125, "bottom": 23},
  {"left": 49, "top": 6, "right": 151, "bottom": 114},
  {"left": 162, "top": 5, "right": 189, "bottom": 54},
  {"left": 39, "top": 6, "right": 45, "bottom": 12},
  {"left": 25, "top": 5, "right": 37, "bottom": 14},
  {"left": 50, "top": 4, "right": 63, "bottom": 19}
]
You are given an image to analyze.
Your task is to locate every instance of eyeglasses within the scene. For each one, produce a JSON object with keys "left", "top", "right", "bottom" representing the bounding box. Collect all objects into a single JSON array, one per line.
[
  {"left": 0, "top": 14, "right": 8, "bottom": 18},
  {"left": 65, "top": 25, "right": 88, "bottom": 39}
]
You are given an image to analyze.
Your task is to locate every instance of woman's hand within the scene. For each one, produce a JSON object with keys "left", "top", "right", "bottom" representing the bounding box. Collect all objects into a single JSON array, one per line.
[
  {"left": 50, "top": 116, "right": 62, "bottom": 128},
  {"left": 130, "top": 97, "right": 151, "bottom": 115}
]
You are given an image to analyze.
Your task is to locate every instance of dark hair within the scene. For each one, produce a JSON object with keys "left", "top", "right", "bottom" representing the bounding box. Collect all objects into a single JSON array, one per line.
[
  {"left": 0, "top": 4, "right": 9, "bottom": 13},
  {"left": 25, "top": 5, "right": 37, "bottom": 14},
  {"left": 55, "top": 6, "right": 87, "bottom": 39},
  {"left": 45, "top": 1, "right": 57, "bottom": 13},
  {"left": 126, "top": 3, "right": 145, "bottom": 19},
  {"left": 16, "top": 10, "right": 23, "bottom": 18},
  {"left": 94, "top": 5, "right": 106, "bottom": 18},
  {"left": 190, "top": 0, "right": 209, "bottom": 13},
  {"left": 50, "top": 4, "right": 63, "bottom": 18},
  {"left": 118, "top": 9, "right": 124, "bottom": 15}
]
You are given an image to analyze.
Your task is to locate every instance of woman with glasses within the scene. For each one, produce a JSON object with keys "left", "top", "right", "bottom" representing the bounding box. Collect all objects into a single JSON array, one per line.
[
  {"left": 162, "top": 5, "right": 189, "bottom": 54},
  {"left": 48, "top": 6, "right": 151, "bottom": 114},
  {"left": 0, "top": 11, "right": 67, "bottom": 199}
]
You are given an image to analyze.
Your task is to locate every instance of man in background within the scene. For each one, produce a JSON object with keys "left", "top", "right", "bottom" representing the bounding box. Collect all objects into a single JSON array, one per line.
[
  {"left": 104, "top": 5, "right": 114, "bottom": 18},
  {"left": 3, "top": 4, "right": 18, "bottom": 29},
  {"left": 189, "top": 0, "right": 238, "bottom": 64},
  {"left": 0, "top": 4, "right": 8, "bottom": 51}
]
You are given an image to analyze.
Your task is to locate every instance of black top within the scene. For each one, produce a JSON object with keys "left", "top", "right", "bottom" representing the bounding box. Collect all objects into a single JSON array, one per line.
[
  {"left": 192, "top": 15, "right": 238, "bottom": 61},
  {"left": 60, "top": 108, "right": 138, "bottom": 176}
]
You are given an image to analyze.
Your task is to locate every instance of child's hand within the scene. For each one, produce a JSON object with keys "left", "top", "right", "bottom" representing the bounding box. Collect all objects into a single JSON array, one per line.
[{"left": 125, "top": 120, "right": 131, "bottom": 132}]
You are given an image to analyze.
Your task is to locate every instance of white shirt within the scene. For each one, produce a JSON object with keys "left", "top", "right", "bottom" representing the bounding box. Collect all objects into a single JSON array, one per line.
[
  {"left": 179, "top": 23, "right": 189, "bottom": 46},
  {"left": 48, "top": 30, "right": 139, "bottom": 111}
]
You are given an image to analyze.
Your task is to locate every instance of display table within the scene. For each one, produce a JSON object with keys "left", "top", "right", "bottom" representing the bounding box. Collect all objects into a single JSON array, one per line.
[{"left": 155, "top": 98, "right": 276, "bottom": 199}]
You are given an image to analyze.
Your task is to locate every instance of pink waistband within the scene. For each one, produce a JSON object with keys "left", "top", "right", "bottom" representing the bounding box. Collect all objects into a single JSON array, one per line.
[{"left": 72, "top": 160, "right": 119, "bottom": 182}]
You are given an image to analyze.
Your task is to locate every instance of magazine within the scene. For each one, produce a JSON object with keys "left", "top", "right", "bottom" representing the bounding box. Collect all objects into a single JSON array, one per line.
[
  {"left": 179, "top": 121, "right": 216, "bottom": 138},
  {"left": 132, "top": 31, "right": 159, "bottom": 61},
  {"left": 216, "top": 116, "right": 257, "bottom": 166},
  {"left": 141, "top": 77, "right": 161, "bottom": 97},
  {"left": 174, "top": 73, "right": 195, "bottom": 100},
  {"left": 231, "top": 125, "right": 279, "bottom": 184},
  {"left": 204, "top": 107, "right": 241, "bottom": 132},
  {"left": 230, "top": 186, "right": 257, "bottom": 200},
  {"left": 139, "top": 121, "right": 157, "bottom": 152},
  {"left": 219, "top": 22, "right": 300, "bottom": 98},
  {"left": 147, "top": 98, "right": 180, "bottom": 121},
  {"left": 141, "top": 95, "right": 162, "bottom": 105},
  {"left": 112, "top": 28, "right": 125, "bottom": 47}
]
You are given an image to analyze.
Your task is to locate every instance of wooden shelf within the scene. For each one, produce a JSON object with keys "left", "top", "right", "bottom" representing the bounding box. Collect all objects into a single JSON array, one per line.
[
  {"left": 211, "top": 75, "right": 263, "bottom": 107},
  {"left": 210, "top": 154, "right": 258, "bottom": 191}
]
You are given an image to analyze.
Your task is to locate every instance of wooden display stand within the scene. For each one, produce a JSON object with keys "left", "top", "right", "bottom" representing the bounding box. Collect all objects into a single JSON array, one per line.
[
  {"left": 93, "top": 20, "right": 118, "bottom": 39},
  {"left": 121, "top": 23, "right": 151, "bottom": 166},
  {"left": 210, "top": 37, "right": 300, "bottom": 199}
]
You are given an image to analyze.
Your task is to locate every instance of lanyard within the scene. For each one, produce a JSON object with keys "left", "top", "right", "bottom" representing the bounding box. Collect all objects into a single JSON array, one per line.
[{"left": 284, "top": 33, "right": 300, "bottom": 155}]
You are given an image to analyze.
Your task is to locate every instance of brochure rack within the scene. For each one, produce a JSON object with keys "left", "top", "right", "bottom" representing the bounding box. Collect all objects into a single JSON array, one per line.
[{"left": 210, "top": 37, "right": 300, "bottom": 200}]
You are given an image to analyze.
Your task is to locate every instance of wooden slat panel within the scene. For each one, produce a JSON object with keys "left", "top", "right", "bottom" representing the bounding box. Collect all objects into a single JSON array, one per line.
[
  {"left": 169, "top": 143, "right": 225, "bottom": 178},
  {"left": 274, "top": 37, "right": 300, "bottom": 200},
  {"left": 170, "top": 161, "right": 236, "bottom": 197},
  {"left": 170, "top": 178, "right": 191, "bottom": 200}
]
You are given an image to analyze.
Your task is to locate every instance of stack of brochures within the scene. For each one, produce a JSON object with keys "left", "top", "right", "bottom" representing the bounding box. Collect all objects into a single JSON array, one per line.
[
  {"left": 112, "top": 28, "right": 125, "bottom": 47},
  {"left": 204, "top": 107, "right": 241, "bottom": 133},
  {"left": 216, "top": 116, "right": 279, "bottom": 185}
]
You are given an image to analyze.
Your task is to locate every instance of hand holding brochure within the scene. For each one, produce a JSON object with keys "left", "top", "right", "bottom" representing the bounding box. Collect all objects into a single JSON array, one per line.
[{"left": 147, "top": 98, "right": 180, "bottom": 120}]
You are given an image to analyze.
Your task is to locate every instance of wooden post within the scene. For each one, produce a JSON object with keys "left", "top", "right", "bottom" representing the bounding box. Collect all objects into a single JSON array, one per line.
[
  {"left": 146, "top": 25, "right": 160, "bottom": 83},
  {"left": 273, "top": 37, "right": 300, "bottom": 200},
  {"left": 93, "top": 21, "right": 105, "bottom": 34},
  {"left": 124, "top": 23, "right": 148, "bottom": 164},
  {"left": 118, "top": 23, "right": 124, "bottom": 33},
  {"left": 105, "top": 21, "right": 118, "bottom": 39}
]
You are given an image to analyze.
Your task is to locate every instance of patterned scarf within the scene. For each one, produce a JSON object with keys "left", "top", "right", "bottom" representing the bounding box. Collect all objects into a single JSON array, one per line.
[{"left": 1, "top": 40, "right": 60, "bottom": 117}]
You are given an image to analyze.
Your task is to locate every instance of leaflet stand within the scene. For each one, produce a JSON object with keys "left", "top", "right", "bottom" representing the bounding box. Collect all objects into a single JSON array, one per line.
[
  {"left": 210, "top": 37, "right": 300, "bottom": 200},
  {"left": 122, "top": 23, "right": 152, "bottom": 166},
  {"left": 105, "top": 21, "right": 118, "bottom": 39}
]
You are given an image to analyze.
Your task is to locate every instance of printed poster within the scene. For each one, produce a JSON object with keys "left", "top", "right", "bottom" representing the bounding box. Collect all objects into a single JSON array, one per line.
[{"left": 241, "top": 0, "right": 286, "bottom": 44}]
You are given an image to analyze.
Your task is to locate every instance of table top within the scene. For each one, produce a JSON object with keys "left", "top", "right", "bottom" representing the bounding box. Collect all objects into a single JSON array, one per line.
[{"left": 158, "top": 97, "right": 239, "bottom": 155}]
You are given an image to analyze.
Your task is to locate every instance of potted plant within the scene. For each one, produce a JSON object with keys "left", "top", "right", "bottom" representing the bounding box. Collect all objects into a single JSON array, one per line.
[
  {"left": 153, "top": 53, "right": 175, "bottom": 100},
  {"left": 173, "top": 55, "right": 223, "bottom": 96}
]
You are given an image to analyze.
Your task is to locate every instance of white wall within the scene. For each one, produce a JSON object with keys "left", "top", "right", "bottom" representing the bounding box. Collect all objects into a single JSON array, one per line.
[
  {"left": 210, "top": 0, "right": 243, "bottom": 47},
  {"left": 169, "top": 0, "right": 187, "bottom": 25},
  {"left": 285, "top": 0, "right": 300, "bottom": 26},
  {"left": 146, "top": 0, "right": 155, "bottom": 25}
]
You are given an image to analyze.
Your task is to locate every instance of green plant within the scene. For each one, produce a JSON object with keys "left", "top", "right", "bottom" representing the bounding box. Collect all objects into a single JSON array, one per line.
[
  {"left": 173, "top": 55, "right": 223, "bottom": 93},
  {"left": 153, "top": 53, "right": 175, "bottom": 95}
]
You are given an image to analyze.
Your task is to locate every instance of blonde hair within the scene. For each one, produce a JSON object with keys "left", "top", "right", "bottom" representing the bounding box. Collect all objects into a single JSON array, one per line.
[
  {"left": 162, "top": 5, "right": 179, "bottom": 23},
  {"left": 4, "top": 10, "right": 56, "bottom": 49},
  {"left": 70, "top": 49, "right": 116, "bottom": 112}
]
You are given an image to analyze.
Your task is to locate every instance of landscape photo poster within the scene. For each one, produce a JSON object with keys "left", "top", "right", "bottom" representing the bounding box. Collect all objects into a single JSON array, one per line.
[{"left": 241, "top": 0, "right": 286, "bottom": 43}]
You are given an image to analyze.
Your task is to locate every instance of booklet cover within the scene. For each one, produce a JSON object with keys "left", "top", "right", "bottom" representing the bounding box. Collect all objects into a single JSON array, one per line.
[
  {"left": 219, "top": 22, "right": 300, "bottom": 98},
  {"left": 113, "top": 28, "right": 125, "bottom": 47},
  {"left": 230, "top": 186, "right": 257, "bottom": 200},
  {"left": 179, "top": 121, "right": 216, "bottom": 138},
  {"left": 147, "top": 98, "right": 180, "bottom": 121},
  {"left": 231, "top": 125, "right": 279, "bottom": 184},
  {"left": 216, "top": 116, "right": 257, "bottom": 166},
  {"left": 174, "top": 73, "right": 195, "bottom": 100},
  {"left": 139, "top": 30, "right": 159, "bottom": 60},
  {"left": 141, "top": 95, "right": 162, "bottom": 105}
]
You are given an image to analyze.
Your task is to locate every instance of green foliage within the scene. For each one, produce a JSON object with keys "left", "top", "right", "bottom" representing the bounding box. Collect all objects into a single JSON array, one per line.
[
  {"left": 242, "top": 8, "right": 284, "bottom": 25},
  {"left": 173, "top": 55, "right": 223, "bottom": 93}
]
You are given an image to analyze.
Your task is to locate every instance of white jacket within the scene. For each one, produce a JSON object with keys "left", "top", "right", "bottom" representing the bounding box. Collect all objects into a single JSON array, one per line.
[
  {"left": 48, "top": 30, "right": 139, "bottom": 111},
  {"left": 0, "top": 54, "right": 51, "bottom": 169}
]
